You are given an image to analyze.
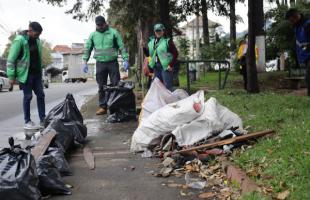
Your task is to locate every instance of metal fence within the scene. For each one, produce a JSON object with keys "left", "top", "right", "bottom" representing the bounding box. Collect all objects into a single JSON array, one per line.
[
  {"left": 178, "top": 60, "right": 231, "bottom": 92},
  {"left": 135, "top": 59, "right": 231, "bottom": 94}
]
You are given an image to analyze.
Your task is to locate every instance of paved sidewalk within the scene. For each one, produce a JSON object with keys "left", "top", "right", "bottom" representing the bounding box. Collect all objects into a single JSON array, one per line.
[{"left": 52, "top": 95, "right": 192, "bottom": 200}]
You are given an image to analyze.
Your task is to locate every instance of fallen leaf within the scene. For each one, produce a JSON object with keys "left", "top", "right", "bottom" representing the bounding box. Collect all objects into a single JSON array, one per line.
[
  {"left": 185, "top": 165, "right": 194, "bottom": 171},
  {"left": 180, "top": 190, "right": 187, "bottom": 196},
  {"left": 182, "top": 185, "right": 188, "bottom": 189},
  {"left": 277, "top": 190, "right": 290, "bottom": 200},
  {"left": 267, "top": 149, "right": 273, "bottom": 154},
  {"left": 199, "top": 192, "right": 215, "bottom": 199},
  {"left": 220, "top": 188, "right": 231, "bottom": 197}
]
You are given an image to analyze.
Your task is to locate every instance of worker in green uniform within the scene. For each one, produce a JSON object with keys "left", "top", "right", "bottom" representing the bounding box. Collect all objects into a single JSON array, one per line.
[
  {"left": 7, "top": 22, "right": 45, "bottom": 130},
  {"left": 83, "top": 16, "right": 129, "bottom": 115}
]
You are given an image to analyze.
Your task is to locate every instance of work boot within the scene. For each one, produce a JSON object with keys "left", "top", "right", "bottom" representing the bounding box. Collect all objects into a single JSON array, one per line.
[{"left": 96, "top": 107, "right": 107, "bottom": 115}]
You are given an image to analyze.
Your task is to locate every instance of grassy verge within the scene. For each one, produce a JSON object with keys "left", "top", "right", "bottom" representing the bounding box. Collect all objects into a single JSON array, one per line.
[{"left": 179, "top": 71, "right": 310, "bottom": 200}]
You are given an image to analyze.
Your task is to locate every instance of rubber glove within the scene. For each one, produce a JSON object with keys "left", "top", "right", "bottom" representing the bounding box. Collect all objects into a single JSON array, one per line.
[
  {"left": 123, "top": 60, "right": 129, "bottom": 71},
  {"left": 83, "top": 63, "right": 89, "bottom": 73}
]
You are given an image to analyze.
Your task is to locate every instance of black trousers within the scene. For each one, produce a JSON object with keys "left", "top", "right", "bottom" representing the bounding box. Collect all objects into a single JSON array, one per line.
[
  {"left": 240, "top": 64, "right": 247, "bottom": 90},
  {"left": 96, "top": 60, "right": 120, "bottom": 108}
]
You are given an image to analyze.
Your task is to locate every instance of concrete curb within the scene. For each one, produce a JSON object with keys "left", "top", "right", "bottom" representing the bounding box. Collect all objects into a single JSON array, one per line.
[{"left": 220, "top": 157, "right": 260, "bottom": 195}]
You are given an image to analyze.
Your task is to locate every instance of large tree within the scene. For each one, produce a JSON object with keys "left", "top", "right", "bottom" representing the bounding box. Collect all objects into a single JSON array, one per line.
[{"left": 247, "top": 0, "right": 260, "bottom": 93}]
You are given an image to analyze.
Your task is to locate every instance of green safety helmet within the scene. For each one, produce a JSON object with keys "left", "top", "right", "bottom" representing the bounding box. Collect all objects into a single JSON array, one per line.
[{"left": 154, "top": 23, "right": 165, "bottom": 32}]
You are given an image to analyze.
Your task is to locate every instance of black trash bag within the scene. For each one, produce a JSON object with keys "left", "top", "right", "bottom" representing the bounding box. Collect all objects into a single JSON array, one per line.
[
  {"left": 105, "top": 81, "right": 136, "bottom": 123},
  {"left": 45, "top": 147, "right": 72, "bottom": 176},
  {"left": 46, "top": 119, "right": 74, "bottom": 152},
  {"left": 106, "top": 109, "right": 137, "bottom": 123},
  {"left": 37, "top": 155, "right": 72, "bottom": 196},
  {"left": 44, "top": 93, "right": 83, "bottom": 127},
  {"left": 63, "top": 121, "right": 87, "bottom": 144},
  {"left": 0, "top": 137, "right": 41, "bottom": 200}
]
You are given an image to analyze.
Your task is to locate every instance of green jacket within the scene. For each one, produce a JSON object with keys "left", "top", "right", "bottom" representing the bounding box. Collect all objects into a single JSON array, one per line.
[
  {"left": 83, "top": 27, "right": 128, "bottom": 62},
  {"left": 148, "top": 37, "right": 173, "bottom": 71},
  {"left": 6, "top": 33, "right": 42, "bottom": 83}
]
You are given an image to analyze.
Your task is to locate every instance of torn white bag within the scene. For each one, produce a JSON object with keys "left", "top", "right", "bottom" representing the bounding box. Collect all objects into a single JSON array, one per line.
[
  {"left": 131, "top": 90, "right": 205, "bottom": 152},
  {"left": 138, "top": 78, "right": 188, "bottom": 124},
  {"left": 172, "top": 97, "right": 244, "bottom": 146}
]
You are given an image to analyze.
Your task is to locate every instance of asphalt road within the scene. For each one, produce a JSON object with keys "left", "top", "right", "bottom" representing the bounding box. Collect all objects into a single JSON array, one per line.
[{"left": 0, "top": 81, "right": 98, "bottom": 147}]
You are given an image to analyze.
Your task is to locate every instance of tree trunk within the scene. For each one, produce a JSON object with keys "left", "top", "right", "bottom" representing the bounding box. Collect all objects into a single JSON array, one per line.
[
  {"left": 229, "top": 0, "right": 236, "bottom": 51},
  {"left": 159, "top": 0, "right": 172, "bottom": 37},
  {"left": 247, "top": 0, "right": 260, "bottom": 93},
  {"left": 255, "top": 0, "right": 266, "bottom": 72},
  {"left": 279, "top": 52, "right": 285, "bottom": 71},
  {"left": 201, "top": 0, "right": 209, "bottom": 46}
]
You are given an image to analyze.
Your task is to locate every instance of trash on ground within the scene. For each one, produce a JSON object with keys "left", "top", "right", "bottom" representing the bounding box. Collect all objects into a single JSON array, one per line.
[
  {"left": 198, "top": 192, "right": 215, "bottom": 199},
  {"left": 36, "top": 155, "right": 72, "bottom": 196},
  {"left": 131, "top": 90, "right": 204, "bottom": 152},
  {"left": 0, "top": 138, "right": 41, "bottom": 200},
  {"left": 0, "top": 94, "right": 87, "bottom": 199},
  {"left": 133, "top": 87, "right": 275, "bottom": 199},
  {"left": 106, "top": 81, "right": 137, "bottom": 123},
  {"left": 44, "top": 93, "right": 84, "bottom": 127},
  {"left": 45, "top": 147, "right": 72, "bottom": 176},
  {"left": 31, "top": 129, "right": 56, "bottom": 161},
  {"left": 63, "top": 121, "right": 87, "bottom": 145},
  {"left": 138, "top": 78, "right": 188, "bottom": 124},
  {"left": 185, "top": 171, "right": 207, "bottom": 189},
  {"left": 141, "top": 149, "right": 153, "bottom": 158},
  {"left": 46, "top": 119, "right": 75, "bottom": 152}
]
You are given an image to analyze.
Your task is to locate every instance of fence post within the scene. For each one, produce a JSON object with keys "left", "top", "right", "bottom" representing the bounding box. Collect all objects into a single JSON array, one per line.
[
  {"left": 218, "top": 63, "right": 222, "bottom": 90},
  {"left": 222, "top": 62, "right": 230, "bottom": 89}
]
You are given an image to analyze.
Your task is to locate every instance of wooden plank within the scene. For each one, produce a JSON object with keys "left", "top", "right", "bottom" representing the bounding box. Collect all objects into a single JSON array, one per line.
[
  {"left": 31, "top": 129, "right": 56, "bottom": 161},
  {"left": 175, "top": 130, "right": 275, "bottom": 154},
  {"left": 83, "top": 146, "right": 95, "bottom": 170}
]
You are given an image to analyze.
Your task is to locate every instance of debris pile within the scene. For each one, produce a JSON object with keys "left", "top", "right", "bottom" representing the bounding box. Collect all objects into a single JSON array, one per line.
[
  {"left": 131, "top": 79, "right": 246, "bottom": 154},
  {"left": 0, "top": 93, "right": 87, "bottom": 199},
  {"left": 105, "top": 81, "right": 137, "bottom": 123},
  {"left": 131, "top": 80, "right": 274, "bottom": 198}
]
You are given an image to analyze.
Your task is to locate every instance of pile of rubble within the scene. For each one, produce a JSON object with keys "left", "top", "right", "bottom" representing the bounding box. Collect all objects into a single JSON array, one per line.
[{"left": 131, "top": 78, "right": 274, "bottom": 198}]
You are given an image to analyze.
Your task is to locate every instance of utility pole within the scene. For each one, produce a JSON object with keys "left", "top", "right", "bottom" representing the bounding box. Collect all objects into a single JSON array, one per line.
[{"left": 247, "top": 0, "right": 260, "bottom": 93}]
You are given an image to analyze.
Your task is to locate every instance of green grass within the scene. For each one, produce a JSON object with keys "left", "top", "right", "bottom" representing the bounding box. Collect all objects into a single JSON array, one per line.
[
  {"left": 241, "top": 192, "right": 269, "bottom": 200},
  {"left": 182, "top": 71, "right": 310, "bottom": 200}
]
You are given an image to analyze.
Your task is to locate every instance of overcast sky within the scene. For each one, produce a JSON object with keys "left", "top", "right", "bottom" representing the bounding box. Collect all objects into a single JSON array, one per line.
[{"left": 0, "top": 0, "right": 275, "bottom": 55}]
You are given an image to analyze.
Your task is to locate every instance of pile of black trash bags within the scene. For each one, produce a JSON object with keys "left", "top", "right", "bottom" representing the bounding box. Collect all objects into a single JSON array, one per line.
[{"left": 0, "top": 94, "right": 87, "bottom": 200}]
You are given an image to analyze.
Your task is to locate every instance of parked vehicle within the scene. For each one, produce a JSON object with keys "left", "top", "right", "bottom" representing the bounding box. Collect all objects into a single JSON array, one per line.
[
  {"left": 42, "top": 75, "right": 49, "bottom": 88},
  {"left": 0, "top": 70, "right": 13, "bottom": 92},
  {"left": 18, "top": 75, "right": 49, "bottom": 90},
  {"left": 62, "top": 53, "right": 92, "bottom": 83}
]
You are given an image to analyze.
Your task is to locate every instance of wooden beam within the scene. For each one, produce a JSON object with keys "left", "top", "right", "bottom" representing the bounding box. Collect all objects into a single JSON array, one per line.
[
  {"left": 31, "top": 129, "right": 56, "bottom": 161},
  {"left": 175, "top": 130, "right": 275, "bottom": 154},
  {"left": 83, "top": 146, "right": 95, "bottom": 170}
]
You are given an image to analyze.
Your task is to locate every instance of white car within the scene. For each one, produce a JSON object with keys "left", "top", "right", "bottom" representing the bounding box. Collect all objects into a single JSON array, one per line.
[{"left": 0, "top": 70, "right": 13, "bottom": 92}]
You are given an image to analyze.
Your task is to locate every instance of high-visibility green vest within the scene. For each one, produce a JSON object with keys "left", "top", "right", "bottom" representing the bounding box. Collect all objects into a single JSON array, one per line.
[
  {"left": 83, "top": 27, "right": 128, "bottom": 62},
  {"left": 148, "top": 37, "right": 173, "bottom": 70},
  {"left": 6, "top": 34, "right": 42, "bottom": 83}
]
